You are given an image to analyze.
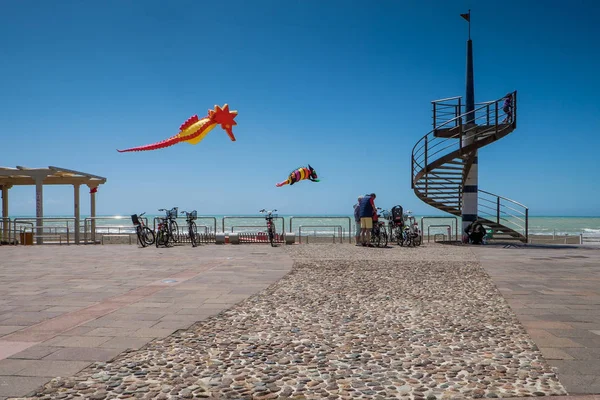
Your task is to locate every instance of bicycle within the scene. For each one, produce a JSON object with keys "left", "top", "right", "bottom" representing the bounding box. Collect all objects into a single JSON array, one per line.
[
  {"left": 387, "top": 205, "right": 405, "bottom": 246},
  {"left": 131, "top": 212, "right": 155, "bottom": 247},
  {"left": 400, "top": 210, "right": 422, "bottom": 247},
  {"left": 259, "top": 209, "right": 277, "bottom": 247},
  {"left": 182, "top": 210, "right": 198, "bottom": 247},
  {"left": 158, "top": 207, "right": 179, "bottom": 242},
  {"left": 155, "top": 217, "right": 173, "bottom": 248},
  {"left": 370, "top": 207, "right": 388, "bottom": 247}
]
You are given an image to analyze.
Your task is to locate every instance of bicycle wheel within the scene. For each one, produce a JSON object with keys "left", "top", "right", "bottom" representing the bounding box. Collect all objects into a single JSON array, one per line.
[
  {"left": 414, "top": 235, "right": 422, "bottom": 246},
  {"left": 395, "top": 228, "right": 403, "bottom": 246},
  {"left": 189, "top": 225, "right": 197, "bottom": 247},
  {"left": 371, "top": 230, "right": 380, "bottom": 247},
  {"left": 380, "top": 230, "right": 388, "bottom": 247},
  {"left": 136, "top": 226, "right": 146, "bottom": 248},
  {"left": 269, "top": 227, "right": 275, "bottom": 247},
  {"left": 169, "top": 220, "right": 179, "bottom": 242},
  {"left": 155, "top": 230, "right": 163, "bottom": 248},
  {"left": 142, "top": 227, "right": 155, "bottom": 246}
]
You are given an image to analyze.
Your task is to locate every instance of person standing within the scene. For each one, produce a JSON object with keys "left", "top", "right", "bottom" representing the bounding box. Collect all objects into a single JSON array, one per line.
[
  {"left": 353, "top": 196, "right": 363, "bottom": 245},
  {"left": 502, "top": 93, "right": 513, "bottom": 124},
  {"left": 359, "top": 193, "right": 376, "bottom": 246}
]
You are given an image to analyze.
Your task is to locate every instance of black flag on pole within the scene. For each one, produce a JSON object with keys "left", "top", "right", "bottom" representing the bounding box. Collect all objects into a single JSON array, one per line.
[{"left": 460, "top": 12, "right": 470, "bottom": 22}]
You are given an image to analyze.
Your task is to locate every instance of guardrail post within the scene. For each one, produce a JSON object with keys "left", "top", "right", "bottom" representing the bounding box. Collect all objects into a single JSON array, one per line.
[
  {"left": 432, "top": 102, "right": 437, "bottom": 130},
  {"left": 424, "top": 137, "right": 428, "bottom": 175},
  {"left": 495, "top": 101, "right": 499, "bottom": 134},
  {"left": 525, "top": 208, "right": 529, "bottom": 242},
  {"left": 458, "top": 117, "right": 463, "bottom": 155},
  {"left": 457, "top": 98, "right": 462, "bottom": 127},
  {"left": 496, "top": 197, "right": 501, "bottom": 224},
  {"left": 486, "top": 104, "right": 490, "bottom": 126}
]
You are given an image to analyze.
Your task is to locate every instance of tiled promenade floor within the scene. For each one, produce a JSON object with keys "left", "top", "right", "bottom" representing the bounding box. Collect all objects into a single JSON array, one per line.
[
  {"left": 0, "top": 245, "right": 292, "bottom": 399},
  {"left": 473, "top": 244, "right": 600, "bottom": 396},
  {"left": 1, "top": 243, "right": 599, "bottom": 399}
]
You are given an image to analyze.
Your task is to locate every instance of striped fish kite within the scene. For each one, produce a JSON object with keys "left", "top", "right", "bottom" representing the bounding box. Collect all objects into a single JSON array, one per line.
[{"left": 276, "top": 165, "right": 320, "bottom": 187}]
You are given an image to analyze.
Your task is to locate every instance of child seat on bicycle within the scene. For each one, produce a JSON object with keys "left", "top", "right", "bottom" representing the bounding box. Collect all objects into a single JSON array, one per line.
[{"left": 391, "top": 205, "right": 404, "bottom": 226}]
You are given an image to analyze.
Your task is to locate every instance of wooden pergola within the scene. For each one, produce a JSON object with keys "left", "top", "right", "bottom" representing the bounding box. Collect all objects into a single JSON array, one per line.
[{"left": 0, "top": 166, "right": 107, "bottom": 244}]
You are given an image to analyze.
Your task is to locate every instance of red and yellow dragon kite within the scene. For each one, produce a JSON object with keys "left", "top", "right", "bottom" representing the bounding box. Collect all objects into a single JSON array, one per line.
[{"left": 117, "top": 104, "right": 238, "bottom": 153}]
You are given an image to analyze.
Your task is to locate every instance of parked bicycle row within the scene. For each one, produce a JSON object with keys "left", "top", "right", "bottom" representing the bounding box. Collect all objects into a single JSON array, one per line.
[
  {"left": 354, "top": 195, "right": 423, "bottom": 248},
  {"left": 132, "top": 207, "right": 200, "bottom": 248},
  {"left": 132, "top": 207, "right": 280, "bottom": 248}
]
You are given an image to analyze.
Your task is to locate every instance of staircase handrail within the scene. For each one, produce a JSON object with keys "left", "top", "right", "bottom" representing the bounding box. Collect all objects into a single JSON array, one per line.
[
  {"left": 478, "top": 189, "right": 528, "bottom": 209},
  {"left": 477, "top": 189, "right": 529, "bottom": 241},
  {"left": 412, "top": 91, "right": 517, "bottom": 187}
]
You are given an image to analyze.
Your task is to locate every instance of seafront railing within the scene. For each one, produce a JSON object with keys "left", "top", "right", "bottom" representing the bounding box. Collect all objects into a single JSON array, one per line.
[{"left": 3, "top": 214, "right": 598, "bottom": 245}]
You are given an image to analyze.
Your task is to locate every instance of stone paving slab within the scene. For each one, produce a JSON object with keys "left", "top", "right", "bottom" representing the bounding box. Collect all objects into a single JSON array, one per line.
[
  {"left": 0, "top": 244, "right": 292, "bottom": 399},
  {"left": 473, "top": 244, "right": 600, "bottom": 396}
]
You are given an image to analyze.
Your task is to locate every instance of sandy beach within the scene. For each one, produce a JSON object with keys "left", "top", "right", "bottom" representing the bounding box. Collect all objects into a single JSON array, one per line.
[{"left": 1, "top": 243, "right": 577, "bottom": 399}]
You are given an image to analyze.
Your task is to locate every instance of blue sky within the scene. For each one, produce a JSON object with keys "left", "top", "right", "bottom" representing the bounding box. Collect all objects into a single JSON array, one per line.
[{"left": 1, "top": 0, "right": 599, "bottom": 217}]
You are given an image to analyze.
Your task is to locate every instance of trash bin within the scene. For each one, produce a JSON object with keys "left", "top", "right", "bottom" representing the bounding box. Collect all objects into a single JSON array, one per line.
[{"left": 20, "top": 232, "right": 33, "bottom": 245}]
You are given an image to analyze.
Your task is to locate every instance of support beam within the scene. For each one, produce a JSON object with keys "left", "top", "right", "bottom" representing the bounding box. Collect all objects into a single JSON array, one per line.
[
  {"left": 89, "top": 185, "right": 97, "bottom": 244},
  {"left": 461, "top": 35, "right": 478, "bottom": 234},
  {"left": 1, "top": 184, "right": 10, "bottom": 242},
  {"left": 74, "top": 184, "right": 80, "bottom": 245}
]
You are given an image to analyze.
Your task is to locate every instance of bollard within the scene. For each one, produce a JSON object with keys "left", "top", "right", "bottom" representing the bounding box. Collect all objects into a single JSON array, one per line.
[
  {"left": 229, "top": 232, "right": 240, "bottom": 244},
  {"left": 215, "top": 233, "right": 226, "bottom": 244},
  {"left": 284, "top": 232, "right": 295, "bottom": 245}
]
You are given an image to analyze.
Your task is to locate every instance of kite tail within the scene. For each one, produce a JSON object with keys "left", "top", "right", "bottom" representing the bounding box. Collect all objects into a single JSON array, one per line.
[
  {"left": 117, "top": 135, "right": 182, "bottom": 153},
  {"left": 276, "top": 179, "right": 290, "bottom": 187}
]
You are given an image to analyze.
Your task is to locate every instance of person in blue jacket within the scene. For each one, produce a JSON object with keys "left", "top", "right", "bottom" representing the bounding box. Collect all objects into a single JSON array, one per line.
[{"left": 358, "top": 193, "right": 377, "bottom": 246}]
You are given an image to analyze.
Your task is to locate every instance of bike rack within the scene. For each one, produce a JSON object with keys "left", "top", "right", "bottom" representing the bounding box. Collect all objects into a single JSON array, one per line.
[
  {"left": 230, "top": 225, "right": 268, "bottom": 232},
  {"left": 290, "top": 217, "right": 351, "bottom": 243},
  {"left": 223, "top": 216, "right": 285, "bottom": 235},
  {"left": 421, "top": 216, "right": 458, "bottom": 241},
  {"left": 298, "top": 225, "right": 343, "bottom": 244},
  {"left": 427, "top": 224, "right": 452, "bottom": 242}
]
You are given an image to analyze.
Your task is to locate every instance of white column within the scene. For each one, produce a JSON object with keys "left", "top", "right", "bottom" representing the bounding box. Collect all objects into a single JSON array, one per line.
[
  {"left": 74, "top": 183, "right": 80, "bottom": 244},
  {"left": 35, "top": 176, "right": 44, "bottom": 245},
  {"left": 1, "top": 184, "right": 10, "bottom": 242},
  {"left": 89, "top": 186, "right": 97, "bottom": 243}
]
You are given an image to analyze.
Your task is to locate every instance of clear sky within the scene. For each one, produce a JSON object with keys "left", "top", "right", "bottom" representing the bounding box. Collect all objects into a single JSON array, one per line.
[{"left": 1, "top": 0, "right": 599, "bottom": 217}]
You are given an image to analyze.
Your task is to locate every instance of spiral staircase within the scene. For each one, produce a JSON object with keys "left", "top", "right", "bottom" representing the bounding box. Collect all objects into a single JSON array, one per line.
[{"left": 411, "top": 91, "right": 529, "bottom": 243}]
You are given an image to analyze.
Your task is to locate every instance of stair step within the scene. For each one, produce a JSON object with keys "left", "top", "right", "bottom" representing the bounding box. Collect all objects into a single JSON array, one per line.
[{"left": 427, "top": 171, "right": 463, "bottom": 175}]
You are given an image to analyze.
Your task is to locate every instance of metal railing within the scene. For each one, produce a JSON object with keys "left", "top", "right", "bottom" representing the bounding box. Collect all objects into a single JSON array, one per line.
[
  {"left": 222, "top": 216, "right": 285, "bottom": 235},
  {"left": 427, "top": 225, "right": 452, "bottom": 242},
  {"left": 12, "top": 217, "right": 75, "bottom": 245},
  {"left": 421, "top": 216, "right": 458, "bottom": 241},
  {"left": 478, "top": 189, "right": 529, "bottom": 241},
  {"left": 83, "top": 216, "right": 146, "bottom": 244},
  {"left": 289, "top": 216, "right": 352, "bottom": 243},
  {"left": 1, "top": 217, "right": 12, "bottom": 244},
  {"left": 298, "top": 225, "right": 344, "bottom": 244}
]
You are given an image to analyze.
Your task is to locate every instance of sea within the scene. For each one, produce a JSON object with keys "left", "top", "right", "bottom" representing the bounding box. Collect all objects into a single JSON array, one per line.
[{"left": 4, "top": 214, "right": 600, "bottom": 240}]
